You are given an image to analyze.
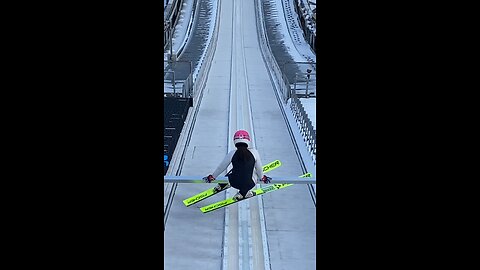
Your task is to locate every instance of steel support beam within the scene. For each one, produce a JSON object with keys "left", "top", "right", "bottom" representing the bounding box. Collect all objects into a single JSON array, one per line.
[{"left": 163, "top": 176, "right": 316, "bottom": 184}]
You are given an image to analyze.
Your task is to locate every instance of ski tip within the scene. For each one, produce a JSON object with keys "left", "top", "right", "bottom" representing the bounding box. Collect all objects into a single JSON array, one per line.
[
  {"left": 199, "top": 205, "right": 218, "bottom": 213},
  {"left": 273, "top": 160, "right": 282, "bottom": 168},
  {"left": 183, "top": 199, "right": 197, "bottom": 207},
  {"left": 262, "top": 160, "right": 282, "bottom": 173},
  {"left": 301, "top": 172, "right": 312, "bottom": 178}
]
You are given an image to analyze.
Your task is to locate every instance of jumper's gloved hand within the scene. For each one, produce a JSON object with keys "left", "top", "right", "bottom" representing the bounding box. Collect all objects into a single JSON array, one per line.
[
  {"left": 261, "top": 175, "right": 272, "bottom": 184},
  {"left": 203, "top": 175, "right": 215, "bottom": 183}
]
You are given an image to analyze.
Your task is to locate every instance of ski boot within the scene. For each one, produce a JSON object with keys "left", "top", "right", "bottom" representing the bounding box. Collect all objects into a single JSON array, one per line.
[
  {"left": 233, "top": 190, "right": 255, "bottom": 201},
  {"left": 214, "top": 183, "right": 230, "bottom": 192}
]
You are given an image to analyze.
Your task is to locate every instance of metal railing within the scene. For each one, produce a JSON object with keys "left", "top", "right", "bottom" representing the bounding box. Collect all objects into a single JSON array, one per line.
[
  {"left": 281, "top": 63, "right": 316, "bottom": 160},
  {"left": 163, "top": 60, "right": 193, "bottom": 98},
  {"left": 164, "top": 70, "right": 177, "bottom": 95},
  {"left": 254, "top": 2, "right": 289, "bottom": 103},
  {"left": 294, "top": 0, "right": 316, "bottom": 52},
  {"left": 164, "top": 0, "right": 221, "bottom": 178},
  {"left": 254, "top": 0, "right": 316, "bottom": 163},
  {"left": 182, "top": 73, "right": 194, "bottom": 98},
  {"left": 289, "top": 92, "right": 316, "bottom": 160},
  {"left": 164, "top": 0, "right": 184, "bottom": 50},
  {"left": 164, "top": 176, "right": 316, "bottom": 184},
  {"left": 191, "top": 0, "right": 221, "bottom": 105},
  {"left": 292, "top": 71, "right": 316, "bottom": 97}
]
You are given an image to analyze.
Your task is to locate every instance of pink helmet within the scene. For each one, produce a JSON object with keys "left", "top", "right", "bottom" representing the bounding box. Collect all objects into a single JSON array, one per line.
[{"left": 233, "top": 130, "right": 250, "bottom": 147}]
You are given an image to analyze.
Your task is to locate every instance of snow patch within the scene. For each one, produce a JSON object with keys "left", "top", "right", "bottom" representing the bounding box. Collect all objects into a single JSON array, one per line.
[
  {"left": 299, "top": 98, "right": 316, "bottom": 130},
  {"left": 267, "top": 0, "right": 316, "bottom": 64}
]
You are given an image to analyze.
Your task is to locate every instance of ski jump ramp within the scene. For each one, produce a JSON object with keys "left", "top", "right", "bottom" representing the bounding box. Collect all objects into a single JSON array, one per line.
[{"left": 164, "top": 0, "right": 316, "bottom": 269}]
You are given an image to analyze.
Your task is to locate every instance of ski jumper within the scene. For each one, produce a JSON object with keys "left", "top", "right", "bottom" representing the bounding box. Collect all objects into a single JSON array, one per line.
[{"left": 211, "top": 148, "right": 263, "bottom": 197}]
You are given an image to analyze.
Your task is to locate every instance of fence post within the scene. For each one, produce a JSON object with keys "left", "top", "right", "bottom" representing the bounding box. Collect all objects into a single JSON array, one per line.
[{"left": 172, "top": 71, "right": 176, "bottom": 96}]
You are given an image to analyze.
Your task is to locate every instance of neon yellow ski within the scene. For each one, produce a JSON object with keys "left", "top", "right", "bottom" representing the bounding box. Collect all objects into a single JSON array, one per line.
[
  {"left": 183, "top": 160, "right": 282, "bottom": 207},
  {"left": 200, "top": 172, "right": 312, "bottom": 213}
]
